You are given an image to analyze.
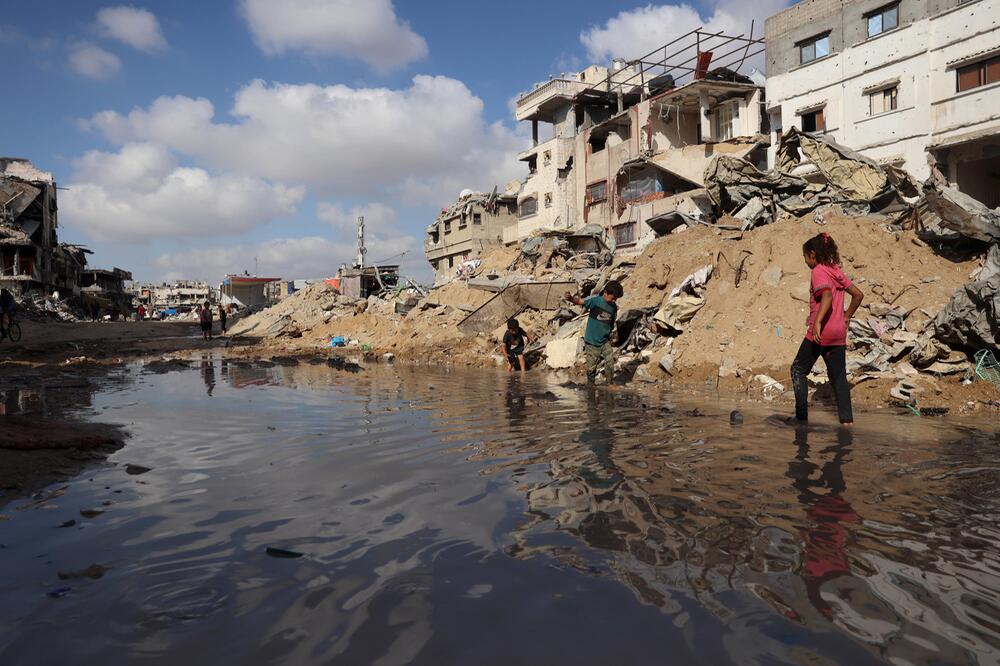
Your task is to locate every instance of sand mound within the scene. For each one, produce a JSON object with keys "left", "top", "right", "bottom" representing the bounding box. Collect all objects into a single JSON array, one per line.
[{"left": 621, "top": 216, "right": 978, "bottom": 373}]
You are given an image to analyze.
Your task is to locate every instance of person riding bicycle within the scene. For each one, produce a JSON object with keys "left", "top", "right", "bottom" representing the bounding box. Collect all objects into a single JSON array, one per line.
[{"left": 0, "top": 288, "right": 15, "bottom": 330}]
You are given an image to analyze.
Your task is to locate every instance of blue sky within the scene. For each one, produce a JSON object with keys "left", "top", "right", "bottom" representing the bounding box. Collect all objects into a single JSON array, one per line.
[{"left": 0, "top": 0, "right": 786, "bottom": 283}]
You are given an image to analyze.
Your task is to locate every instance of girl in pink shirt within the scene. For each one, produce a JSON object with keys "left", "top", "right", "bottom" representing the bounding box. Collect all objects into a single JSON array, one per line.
[{"left": 791, "top": 233, "right": 864, "bottom": 425}]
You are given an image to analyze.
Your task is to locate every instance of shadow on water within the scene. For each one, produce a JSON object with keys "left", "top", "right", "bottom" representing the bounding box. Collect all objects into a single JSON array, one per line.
[{"left": 1, "top": 357, "right": 999, "bottom": 665}]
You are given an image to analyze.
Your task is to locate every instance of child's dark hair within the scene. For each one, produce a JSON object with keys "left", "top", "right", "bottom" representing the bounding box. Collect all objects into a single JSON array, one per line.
[
  {"left": 507, "top": 317, "right": 519, "bottom": 330},
  {"left": 803, "top": 233, "right": 840, "bottom": 266},
  {"left": 602, "top": 280, "right": 624, "bottom": 298}
]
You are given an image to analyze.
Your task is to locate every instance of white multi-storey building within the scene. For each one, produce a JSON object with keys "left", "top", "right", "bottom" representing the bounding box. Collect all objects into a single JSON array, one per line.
[{"left": 765, "top": 0, "right": 1000, "bottom": 206}]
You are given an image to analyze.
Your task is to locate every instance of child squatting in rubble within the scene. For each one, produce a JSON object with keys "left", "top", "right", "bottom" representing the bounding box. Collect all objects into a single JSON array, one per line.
[
  {"left": 564, "top": 280, "right": 623, "bottom": 384},
  {"left": 792, "top": 233, "right": 864, "bottom": 426}
]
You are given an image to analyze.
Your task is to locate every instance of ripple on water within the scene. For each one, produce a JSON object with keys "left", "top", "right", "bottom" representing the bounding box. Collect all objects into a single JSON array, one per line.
[{"left": 1, "top": 361, "right": 999, "bottom": 665}]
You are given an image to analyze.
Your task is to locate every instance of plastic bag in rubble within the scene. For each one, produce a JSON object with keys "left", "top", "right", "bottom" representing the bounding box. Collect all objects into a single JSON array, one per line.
[
  {"left": 932, "top": 245, "right": 1000, "bottom": 352},
  {"left": 652, "top": 265, "right": 713, "bottom": 332},
  {"left": 921, "top": 181, "right": 1000, "bottom": 244}
]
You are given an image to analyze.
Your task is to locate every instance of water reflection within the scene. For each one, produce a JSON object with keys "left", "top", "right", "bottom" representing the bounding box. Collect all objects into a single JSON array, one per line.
[
  {"left": 1, "top": 361, "right": 998, "bottom": 665},
  {"left": 786, "top": 427, "right": 858, "bottom": 620}
]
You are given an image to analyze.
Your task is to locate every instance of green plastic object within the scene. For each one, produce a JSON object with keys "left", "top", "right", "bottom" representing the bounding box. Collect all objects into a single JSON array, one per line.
[{"left": 974, "top": 349, "right": 1000, "bottom": 389}]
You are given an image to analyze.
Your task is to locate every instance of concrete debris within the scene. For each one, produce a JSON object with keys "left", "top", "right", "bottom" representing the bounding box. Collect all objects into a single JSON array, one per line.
[
  {"left": 921, "top": 181, "right": 1000, "bottom": 244},
  {"left": 933, "top": 245, "right": 1000, "bottom": 352},
  {"left": 457, "top": 281, "right": 576, "bottom": 335},
  {"left": 652, "top": 265, "right": 713, "bottom": 332},
  {"left": 776, "top": 128, "right": 889, "bottom": 201},
  {"left": 545, "top": 337, "right": 581, "bottom": 369},
  {"left": 718, "top": 356, "right": 739, "bottom": 378},
  {"left": 753, "top": 374, "right": 786, "bottom": 400}
]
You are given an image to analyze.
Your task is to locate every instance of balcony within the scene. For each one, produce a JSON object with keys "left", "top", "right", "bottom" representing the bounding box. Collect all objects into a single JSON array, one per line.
[{"left": 516, "top": 78, "right": 589, "bottom": 122}]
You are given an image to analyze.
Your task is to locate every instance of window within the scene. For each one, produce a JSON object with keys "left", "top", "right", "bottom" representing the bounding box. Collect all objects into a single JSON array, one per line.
[
  {"left": 712, "top": 102, "right": 738, "bottom": 141},
  {"left": 800, "top": 108, "right": 825, "bottom": 132},
  {"left": 527, "top": 155, "right": 537, "bottom": 175},
  {"left": 957, "top": 55, "right": 1000, "bottom": 92},
  {"left": 614, "top": 223, "right": 636, "bottom": 246},
  {"left": 448, "top": 256, "right": 454, "bottom": 269},
  {"left": 444, "top": 219, "right": 452, "bottom": 234},
  {"left": 518, "top": 197, "right": 537, "bottom": 218},
  {"left": 542, "top": 150, "right": 551, "bottom": 166},
  {"left": 458, "top": 214, "right": 467, "bottom": 229},
  {"left": 620, "top": 167, "right": 663, "bottom": 202},
  {"left": 586, "top": 180, "right": 607, "bottom": 204},
  {"left": 473, "top": 213, "right": 482, "bottom": 225},
  {"left": 869, "top": 86, "right": 898, "bottom": 115},
  {"left": 799, "top": 34, "right": 830, "bottom": 65},
  {"left": 867, "top": 3, "right": 899, "bottom": 38},
  {"left": 544, "top": 192, "right": 553, "bottom": 208}
]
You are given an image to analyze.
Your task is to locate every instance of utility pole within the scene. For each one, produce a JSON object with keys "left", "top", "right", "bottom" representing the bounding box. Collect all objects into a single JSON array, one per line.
[
  {"left": 356, "top": 215, "right": 367, "bottom": 269},
  {"left": 254, "top": 256, "right": 259, "bottom": 277}
]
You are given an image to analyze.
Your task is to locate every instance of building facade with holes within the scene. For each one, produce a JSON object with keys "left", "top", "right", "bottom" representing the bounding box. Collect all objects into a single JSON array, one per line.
[
  {"left": 512, "top": 30, "right": 769, "bottom": 254},
  {"left": 765, "top": 0, "right": 1000, "bottom": 206}
]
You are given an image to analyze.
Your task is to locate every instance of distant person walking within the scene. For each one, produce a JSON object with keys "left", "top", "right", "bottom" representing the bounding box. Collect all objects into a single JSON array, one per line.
[
  {"left": 137, "top": 304, "right": 146, "bottom": 321},
  {"left": 199, "top": 301, "right": 214, "bottom": 340},
  {"left": 218, "top": 304, "right": 227, "bottom": 335},
  {"left": 791, "top": 233, "right": 864, "bottom": 427},
  {"left": 564, "top": 280, "right": 623, "bottom": 384}
]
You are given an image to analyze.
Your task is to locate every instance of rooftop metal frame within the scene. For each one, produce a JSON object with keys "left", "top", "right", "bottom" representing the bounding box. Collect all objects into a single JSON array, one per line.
[{"left": 583, "top": 24, "right": 765, "bottom": 108}]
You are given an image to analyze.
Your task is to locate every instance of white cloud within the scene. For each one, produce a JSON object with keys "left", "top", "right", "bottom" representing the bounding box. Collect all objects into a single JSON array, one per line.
[
  {"left": 317, "top": 201, "right": 419, "bottom": 266},
  {"left": 156, "top": 237, "right": 341, "bottom": 282},
  {"left": 154, "top": 234, "right": 420, "bottom": 282},
  {"left": 317, "top": 201, "right": 397, "bottom": 234},
  {"left": 83, "top": 76, "right": 525, "bottom": 205},
  {"left": 62, "top": 142, "right": 304, "bottom": 241},
  {"left": 68, "top": 42, "right": 122, "bottom": 80},
  {"left": 97, "top": 6, "right": 167, "bottom": 52},
  {"left": 580, "top": 1, "right": 788, "bottom": 72},
  {"left": 240, "top": 0, "right": 427, "bottom": 71}
]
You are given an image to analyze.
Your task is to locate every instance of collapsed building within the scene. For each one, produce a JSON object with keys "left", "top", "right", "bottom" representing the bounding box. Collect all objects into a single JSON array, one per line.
[
  {"left": 510, "top": 29, "right": 768, "bottom": 253},
  {"left": 0, "top": 158, "right": 92, "bottom": 297},
  {"left": 130, "top": 280, "right": 215, "bottom": 313},
  {"left": 80, "top": 268, "right": 133, "bottom": 314},
  {"left": 425, "top": 186, "right": 519, "bottom": 283},
  {"left": 426, "top": 29, "right": 771, "bottom": 276},
  {"left": 764, "top": 0, "right": 1000, "bottom": 207}
]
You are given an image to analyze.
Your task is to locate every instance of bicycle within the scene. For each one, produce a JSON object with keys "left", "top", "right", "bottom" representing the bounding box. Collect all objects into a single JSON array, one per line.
[{"left": 0, "top": 316, "right": 22, "bottom": 343}]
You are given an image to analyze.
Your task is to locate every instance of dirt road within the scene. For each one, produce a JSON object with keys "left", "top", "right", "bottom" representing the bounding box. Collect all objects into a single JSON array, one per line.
[{"left": 0, "top": 320, "right": 213, "bottom": 365}]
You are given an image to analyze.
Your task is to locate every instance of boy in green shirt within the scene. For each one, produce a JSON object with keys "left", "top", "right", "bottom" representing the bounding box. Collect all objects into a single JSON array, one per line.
[{"left": 564, "top": 280, "right": 623, "bottom": 383}]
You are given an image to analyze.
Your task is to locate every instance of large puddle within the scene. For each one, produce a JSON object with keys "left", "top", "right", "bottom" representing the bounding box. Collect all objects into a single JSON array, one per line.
[{"left": 1, "top": 357, "right": 999, "bottom": 665}]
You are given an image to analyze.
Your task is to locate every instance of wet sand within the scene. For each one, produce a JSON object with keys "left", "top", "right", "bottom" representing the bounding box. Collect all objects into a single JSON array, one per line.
[{"left": 1, "top": 359, "right": 998, "bottom": 664}]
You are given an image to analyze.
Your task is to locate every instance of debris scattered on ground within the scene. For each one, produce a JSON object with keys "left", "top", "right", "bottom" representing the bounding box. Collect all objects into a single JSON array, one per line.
[{"left": 209, "top": 129, "right": 1000, "bottom": 414}]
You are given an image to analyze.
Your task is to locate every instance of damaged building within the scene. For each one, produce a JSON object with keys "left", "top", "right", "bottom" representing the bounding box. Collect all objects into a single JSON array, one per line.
[
  {"left": 425, "top": 187, "right": 519, "bottom": 282},
  {"left": 510, "top": 30, "right": 769, "bottom": 253},
  {"left": 1, "top": 158, "right": 92, "bottom": 297},
  {"left": 80, "top": 267, "right": 133, "bottom": 314},
  {"left": 765, "top": 0, "right": 1000, "bottom": 206}
]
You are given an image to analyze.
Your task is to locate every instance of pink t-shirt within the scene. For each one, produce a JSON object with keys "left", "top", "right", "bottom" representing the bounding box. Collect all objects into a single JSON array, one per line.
[{"left": 805, "top": 263, "right": 853, "bottom": 346}]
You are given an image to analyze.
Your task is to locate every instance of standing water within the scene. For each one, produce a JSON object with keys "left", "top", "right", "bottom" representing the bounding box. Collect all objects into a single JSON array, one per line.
[{"left": 1, "top": 357, "right": 999, "bottom": 665}]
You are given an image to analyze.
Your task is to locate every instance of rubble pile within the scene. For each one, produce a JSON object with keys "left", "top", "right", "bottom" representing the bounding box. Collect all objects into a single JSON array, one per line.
[
  {"left": 233, "top": 131, "right": 999, "bottom": 411},
  {"left": 14, "top": 293, "right": 81, "bottom": 323}
]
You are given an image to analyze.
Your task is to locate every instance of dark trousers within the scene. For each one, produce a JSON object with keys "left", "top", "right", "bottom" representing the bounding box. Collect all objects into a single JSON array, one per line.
[{"left": 791, "top": 339, "right": 853, "bottom": 423}]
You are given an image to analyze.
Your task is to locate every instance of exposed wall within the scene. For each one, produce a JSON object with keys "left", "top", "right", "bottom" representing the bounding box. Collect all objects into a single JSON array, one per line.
[{"left": 504, "top": 135, "right": 577, "bottom": 244}]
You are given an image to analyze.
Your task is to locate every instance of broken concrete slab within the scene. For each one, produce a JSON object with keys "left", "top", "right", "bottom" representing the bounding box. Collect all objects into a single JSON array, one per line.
[
  {"left": 457, "top": 281, "right": 576, "bottom": 336},
  {"left": 545, "top": 337, "right": 581, "bottom": 369},
  {"left": 921, "top": 181, "right": 1000, "bottom": 244}
]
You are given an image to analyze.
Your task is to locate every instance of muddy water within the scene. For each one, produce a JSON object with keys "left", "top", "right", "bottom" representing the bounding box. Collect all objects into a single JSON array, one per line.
[{"left": 1, "top": 358, "right": 999, "bottom": 665}]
